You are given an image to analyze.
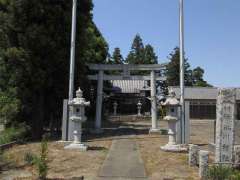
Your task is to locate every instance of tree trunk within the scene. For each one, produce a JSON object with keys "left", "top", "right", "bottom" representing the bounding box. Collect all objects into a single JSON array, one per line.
[{"left": 31, "top": 93, "right": 44, "bottom": 139}]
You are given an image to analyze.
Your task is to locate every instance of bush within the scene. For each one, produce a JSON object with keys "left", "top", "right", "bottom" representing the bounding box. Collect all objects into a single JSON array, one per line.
[
  {"left": 37, "top": 136, "right": 48, "bottom": 179},
  {"left": 207, "top": 165, "right": 240, "bottom": 180},
  {"left": 0, "top": 123, "right": 30, "bottom": 145},
  {"left": 24, "top": 137, "right": 48, "bottom": 179},
  {"left": 231, "top": 173, "right": 240, "bottom": 180},
  {"left": 0, "top": 89, "right": 20, "bottom": 126},
  {"left": 24, "top": 152, "right": 35, "bottom": 165},
  {"left": 159, "top": 106, "right": 166, "bottom": 119}
]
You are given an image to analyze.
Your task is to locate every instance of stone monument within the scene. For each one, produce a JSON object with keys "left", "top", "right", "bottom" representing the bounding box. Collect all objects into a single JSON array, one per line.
[
  {"left": 215, "top": 88, "right": 236, "bottom": 163},
  {"left": 160, "top": 90, "right": 187, "bottom": 152},
  {"left": 189, "top": 144, "right": 199, "bottom": 166},
  {"left": 65, "top": 87, "right": 90, "bottom": 151},
  {"left": 199, "top": 150, "right": 209, "bottom": 178}
]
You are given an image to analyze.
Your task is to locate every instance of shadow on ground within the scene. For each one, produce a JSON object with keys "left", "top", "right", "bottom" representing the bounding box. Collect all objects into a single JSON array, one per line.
[{"left": 83, "top": 116, "right": 152, "bottom": 142}]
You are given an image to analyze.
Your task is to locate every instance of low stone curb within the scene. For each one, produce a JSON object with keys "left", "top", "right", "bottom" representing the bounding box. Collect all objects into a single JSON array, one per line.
[{"left": 0, "top": 141, "right": 17, "bottom": 151}]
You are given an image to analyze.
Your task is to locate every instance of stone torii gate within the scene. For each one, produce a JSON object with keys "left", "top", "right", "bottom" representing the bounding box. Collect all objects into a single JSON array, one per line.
[{"left": 87, "top": 63, "right": 167, "bottom": 133}]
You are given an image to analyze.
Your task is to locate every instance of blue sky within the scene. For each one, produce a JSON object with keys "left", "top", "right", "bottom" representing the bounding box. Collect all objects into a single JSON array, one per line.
[{"left": 92, "top": 0, "right": 240, "bottom": 87}]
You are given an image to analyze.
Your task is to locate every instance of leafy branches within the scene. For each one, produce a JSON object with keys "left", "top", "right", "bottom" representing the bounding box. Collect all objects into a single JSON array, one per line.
[{"left": 166, "top": 47, "right": 211, "bottom": 87}]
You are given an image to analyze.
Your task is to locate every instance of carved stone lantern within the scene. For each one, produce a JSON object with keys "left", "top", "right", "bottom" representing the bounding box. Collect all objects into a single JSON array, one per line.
[
  {"left": 113, "top": 101, "right": 118, "bottom": 116},
  {"left": 65, "top": 87, "right": 90, "bottom": 151},
  {"left": 160, "top": 90, "right": 187, "bottom": 152},
  {"left": 137, "top": 101, "right": 142, "bottom": 116}
]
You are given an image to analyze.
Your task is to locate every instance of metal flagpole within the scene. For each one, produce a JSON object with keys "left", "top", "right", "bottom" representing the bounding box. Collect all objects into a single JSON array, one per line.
[
  {"left": 68, "top": 0, "right": 78, "bottom": 101},
  {"left": 179, "top": 0, "right": 185, "bottom": 144}
]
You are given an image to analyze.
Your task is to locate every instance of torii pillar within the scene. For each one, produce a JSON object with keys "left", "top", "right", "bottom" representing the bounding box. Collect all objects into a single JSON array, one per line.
[
  {"left": 92, "top": 70, "right": 104, "bottom": 133},
  {"left": 149, "top": 70, "right": 160, "bottom": 133}
]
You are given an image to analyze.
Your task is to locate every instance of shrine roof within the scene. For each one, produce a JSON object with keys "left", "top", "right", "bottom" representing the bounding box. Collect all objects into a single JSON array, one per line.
[{"left": 170, "top": 87, "right": 240, "bottom": 100}]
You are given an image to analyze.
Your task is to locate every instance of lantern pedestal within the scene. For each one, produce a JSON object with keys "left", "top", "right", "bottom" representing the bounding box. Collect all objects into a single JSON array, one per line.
[
  {"left": 65, "top": 143, "right": 88, "bottom": 151},
  {"left": 65, "top": 117, "right": 88, "bottom": 151},
  {"left": 149, "top": 128, "right": 161, "bottom": 134},
  {"left": 160, "top": 116, "right": 187, "bottom": 152},
  {"left": 161, "top": 144, "right": 187, "bottom": 152}
]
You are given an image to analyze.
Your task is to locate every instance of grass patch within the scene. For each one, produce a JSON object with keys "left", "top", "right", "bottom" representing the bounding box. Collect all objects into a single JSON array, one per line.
[{"left": 207, "top": 164, "right": 240, "bottom": 180}]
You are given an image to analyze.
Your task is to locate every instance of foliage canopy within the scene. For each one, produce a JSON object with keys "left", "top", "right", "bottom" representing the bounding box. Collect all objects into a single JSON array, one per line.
[{"left": 0, "top": 0, "right": 108, "bottom": 138}]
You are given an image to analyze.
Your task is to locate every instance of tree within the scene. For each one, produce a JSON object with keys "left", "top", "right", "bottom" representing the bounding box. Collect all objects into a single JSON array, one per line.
[
  {"left": 126, "top": 34, "right": 145, "bottom": 64},
  {"left": 192, "top": 67, "right": 212, "bottom": 87},
  {"left": 166, "top": 47, "right": 192, "bottom": 86},
  {"left": 112, "top": 47, "right": 124, "bottom": 64},
  {"left": 126, "top": 34, "right": 158, "bottom": 65},
  {"left": 0, "top": 0, "right": 108, "bottom": 138},
  {"left": 144, "top": 44, "right": 158, "bottom": 64}
]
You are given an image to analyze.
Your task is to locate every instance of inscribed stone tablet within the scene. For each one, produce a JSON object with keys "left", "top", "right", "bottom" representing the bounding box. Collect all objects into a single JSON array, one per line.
[{"left": 215, "top": 88, "right": 236, "bottom": 163}]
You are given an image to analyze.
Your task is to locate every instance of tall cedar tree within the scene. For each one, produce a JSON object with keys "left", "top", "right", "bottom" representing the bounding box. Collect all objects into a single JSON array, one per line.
[
  {"left": 112, "top": 47, "right": 124, "bottom": 64},
  {"left": 166, "top": 47, "right": 193, "bottom": 86},
  {"left": 126, "top": 35, "right": 158, "bottom": 64},
  {"left": 144, "top": 44, "right": 158, "bottom": 64},
  {"left": 0, "top": 0, "right": 108, "bottom": 138},
  {"left": 126, "top": 34, "right": 145, "bottom": 64}
]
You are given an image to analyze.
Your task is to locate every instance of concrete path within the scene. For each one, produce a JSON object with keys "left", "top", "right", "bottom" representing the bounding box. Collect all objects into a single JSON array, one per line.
[{"left": 97, "top": 138, "right": 147, "bottom": 180}]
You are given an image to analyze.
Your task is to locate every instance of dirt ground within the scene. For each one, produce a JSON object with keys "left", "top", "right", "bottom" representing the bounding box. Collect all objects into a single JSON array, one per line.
[
  {"left": 136, "top": 135, "right": 199, "bottom": 180},
  {"left": 124, "top": 119, "right": 215, "bottom": 180},
  {"left": 1, "top": 140, "right": 111, "bottom": 180},
  {"left": 0, "top": 118, "right": 215, "bottom": 180}
]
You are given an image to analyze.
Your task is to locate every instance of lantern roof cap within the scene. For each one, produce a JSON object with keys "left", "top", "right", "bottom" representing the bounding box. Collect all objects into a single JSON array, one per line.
[
  {"left": 76, "top": 87, "right": 83, "bottom": 98},
  {"left": 162, "top": 89, "right": 180, "bottom": 106}
]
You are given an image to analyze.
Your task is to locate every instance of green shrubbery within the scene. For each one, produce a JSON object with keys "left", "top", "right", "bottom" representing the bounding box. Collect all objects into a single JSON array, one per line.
[
  {"left": 159, "top": 106, "right": 166, "bottom": 119},
  {"left": 207, "top": 165, "right": 240, "bottom": 180},
  {"left": 0, "top": 123, "right": 30, "bottom": 145}
]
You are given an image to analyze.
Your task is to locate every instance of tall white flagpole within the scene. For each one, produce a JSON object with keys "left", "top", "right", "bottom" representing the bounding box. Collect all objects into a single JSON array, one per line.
[
  {"left": 179, "top": 0, "right": 185, "bottom": 144},
  {"left": 68, "top": 0, "right": 78, "bottom": 100}
]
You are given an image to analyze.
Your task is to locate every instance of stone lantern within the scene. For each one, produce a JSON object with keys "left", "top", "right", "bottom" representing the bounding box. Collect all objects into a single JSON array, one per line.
[
  {"left": 137, "top": 101, "right": 142, "bottom": 116},
  {"left": 65, "top": 87, "right": 90, "bottom": 151},
  {"left": 160, "top": 90, "right": 187, "bottom": 152},
  {"left": 113, "top": 101, "right": 118, "bottom": 116}
]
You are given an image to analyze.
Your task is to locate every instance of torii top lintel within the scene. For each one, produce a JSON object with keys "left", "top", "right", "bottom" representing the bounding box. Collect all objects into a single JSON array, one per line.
[{"left": 87, "top": 63, "right": 167, "bottom": 71}]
